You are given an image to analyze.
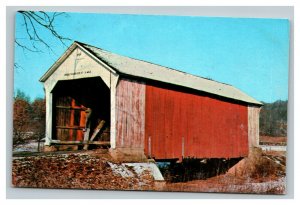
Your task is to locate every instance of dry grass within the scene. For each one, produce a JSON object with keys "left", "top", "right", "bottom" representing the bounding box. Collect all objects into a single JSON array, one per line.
[
  {"left": 164, "top": 148, "right": 286, "bottom": 194},
  {"left": 12, "top": 152, "right": 155, "bottom": 190},
  {"left": 229, "top": 148, "right": 285, "bottom": 180}
]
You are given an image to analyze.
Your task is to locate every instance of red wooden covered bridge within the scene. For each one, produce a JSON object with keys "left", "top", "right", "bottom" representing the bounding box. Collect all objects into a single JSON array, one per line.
[{"left": 40, "top": 41, "right": 262, "bottom": 160}]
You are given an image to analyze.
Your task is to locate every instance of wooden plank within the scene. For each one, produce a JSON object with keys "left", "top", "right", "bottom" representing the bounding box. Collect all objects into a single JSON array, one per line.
[
  {"left": 56, "top": 126, "right": 85, "bottom": 129},
  {"left": 78, "top": 109, "right": 86, "bottom": 141},
  {"left": 83, "top": 120, "right": 106, "bottom": 150},
  {"left": 51, "top": 140, "right": 82, "bottom": 144},
  {"left": 90, "top": 120, "right": 106, "bottom": 141},
  {"left": 69, "top": 99, "right": 75, "bottom": 141},
  {"left": 115, "top": 78, "right": 145, "bottom": 149},
  {"left": 83, "top": 128, "right": 90, "bottom": 142},
  {"left": 51, "top": 140, "right": 110, "bottom": 145},
  {"left": 55, "top": 106, "right": 83, "bottom": 110},
  {"left": 89, "top": 141, "right": 110, "bottom": 145}
]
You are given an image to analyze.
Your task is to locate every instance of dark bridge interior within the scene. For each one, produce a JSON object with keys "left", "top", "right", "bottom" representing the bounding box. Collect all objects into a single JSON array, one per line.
[{"left": 52, "top": 77, "right": 110, "bottom": 142}]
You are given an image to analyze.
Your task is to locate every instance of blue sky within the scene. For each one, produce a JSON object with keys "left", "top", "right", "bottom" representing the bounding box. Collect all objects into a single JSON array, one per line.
[{"left": 14, "top": 12, "right": 290, "bottom": 103}]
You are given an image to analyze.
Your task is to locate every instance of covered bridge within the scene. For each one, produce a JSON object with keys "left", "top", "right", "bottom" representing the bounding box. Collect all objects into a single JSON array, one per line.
[{"left": 40, "top": 41, "right": 262, "bottom": 160}]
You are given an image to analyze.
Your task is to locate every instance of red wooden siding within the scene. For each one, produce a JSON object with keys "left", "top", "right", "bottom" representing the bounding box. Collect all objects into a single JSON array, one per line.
[
  {"left": 145, "top": 84, "right": 249, "bottom": 160},
  {"left": 115, "top": 78, "right": 146, "bottom": 148}
]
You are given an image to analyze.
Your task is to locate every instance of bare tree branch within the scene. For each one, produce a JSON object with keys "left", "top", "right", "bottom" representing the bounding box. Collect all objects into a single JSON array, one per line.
[
  {"left": 15, "top": 39, "right": 41, "bottom": 53},
  {"left": 14, "top": 63, "right": 24, "bottom": 70},
  {"left": 15, "top": 11, "right": 72, "bottom": 69},
  {"left": 22, "top": 12, "right": 53, "bottom": 51},
  {"left": 19, "top": 11, "right": 71, "bottom": 46}
]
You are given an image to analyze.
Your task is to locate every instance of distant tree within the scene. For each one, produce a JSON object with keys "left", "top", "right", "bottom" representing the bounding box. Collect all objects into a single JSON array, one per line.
[
  {"left": 13, "top": 90, "right": 31, "bottom": 145},
  {"left": 30, "top": 98, "right": 46, "bottom": 148},
  {"left": 15, "top": 89, "right": 30, "bottom": 102},
  {"left": 260, "top": 100, "right": 288, "bottom": 137},
  {"left": 13, "top": 90, "right": 46, "bottom": 148}
]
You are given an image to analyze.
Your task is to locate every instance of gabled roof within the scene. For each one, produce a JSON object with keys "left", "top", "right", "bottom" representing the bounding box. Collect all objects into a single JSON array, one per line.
[{"left": 40, "top": 41, "right": 262, "bottom": 106}]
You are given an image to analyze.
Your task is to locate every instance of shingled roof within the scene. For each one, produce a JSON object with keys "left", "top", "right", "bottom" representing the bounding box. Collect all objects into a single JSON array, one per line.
[{"left": 40, "top": 41, "right": 262, "bottom": 106}]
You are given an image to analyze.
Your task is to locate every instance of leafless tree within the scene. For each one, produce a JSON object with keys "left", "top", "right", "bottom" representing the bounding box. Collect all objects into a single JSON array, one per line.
[{"left": 15, "top": 11, "right": 71, "bottom": 55}]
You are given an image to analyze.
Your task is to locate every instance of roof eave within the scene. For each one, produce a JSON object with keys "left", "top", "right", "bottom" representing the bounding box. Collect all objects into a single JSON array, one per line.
[{"left": 117, "top": 72, "right": 263, "bottom": 106}]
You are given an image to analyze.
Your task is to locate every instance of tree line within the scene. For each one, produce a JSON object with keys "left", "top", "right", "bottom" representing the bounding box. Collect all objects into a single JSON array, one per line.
[
  {"left": 259, "top": 100, "right": 288, "bottom": 137},
  {"left": 13, "top": 90, "right": 45, "bottom": 146}
]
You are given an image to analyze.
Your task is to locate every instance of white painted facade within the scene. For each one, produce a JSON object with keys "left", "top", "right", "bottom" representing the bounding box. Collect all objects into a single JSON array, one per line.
[{"left": 42, "top": 46, "right": 119, "bottom": 147}]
